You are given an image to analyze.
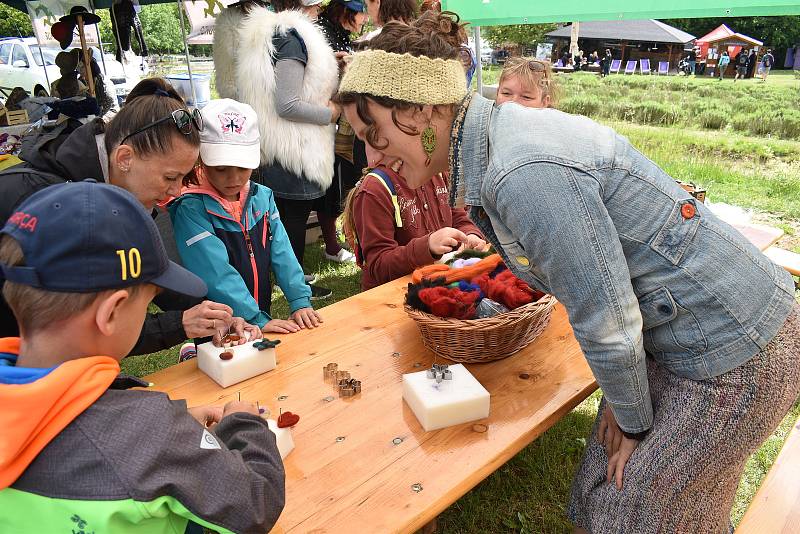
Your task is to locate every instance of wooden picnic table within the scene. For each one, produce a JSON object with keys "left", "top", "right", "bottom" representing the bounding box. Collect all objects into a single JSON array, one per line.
[
  {"left": 144, "top": 221, "right": 781, "bottom": 533},
  {"left": 146, "top": 279, "right": 596, "bottom": 533}
]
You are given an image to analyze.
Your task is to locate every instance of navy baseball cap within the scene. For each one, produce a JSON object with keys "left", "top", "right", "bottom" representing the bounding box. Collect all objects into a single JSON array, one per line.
[
  {"left": 0, "top": 180, "right": 207, "bottom": 297},
  {"left": 333, "top": 0, "right": 366, "bottom": 12}
]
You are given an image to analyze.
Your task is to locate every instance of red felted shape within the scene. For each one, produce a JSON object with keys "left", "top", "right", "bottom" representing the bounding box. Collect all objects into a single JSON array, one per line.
[
  {"left": 277, "top": 411, "right": 300, "bottom": 428},
  {"left": 418, "top": 286, "right": 480, "bottom": 319}
]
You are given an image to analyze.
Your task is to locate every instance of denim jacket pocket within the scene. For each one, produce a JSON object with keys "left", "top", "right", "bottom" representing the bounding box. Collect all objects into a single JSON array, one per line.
[
  {"left": 641, "top": 287, "right": 708, "bottom": 356},
  {"left": 498, "top": 239, "right": 533, "bottom": 273},
  {"left": 651, "top": 198, "right": 700, "bottom": 265},
  {"left": 638, "top": 286, "right": 678, "bottom": 330}
]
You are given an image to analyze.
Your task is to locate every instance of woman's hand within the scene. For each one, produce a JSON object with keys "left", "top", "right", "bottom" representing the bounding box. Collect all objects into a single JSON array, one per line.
[
  {"left": 182, "top": 301, "right": 234, "bottom": 340},
  {"left": 607, "top": 436, "right": 640, "bottom": 490},
  {"left": 291, "top": 307, "right": 323, "bottom": 329},
  {"left": 463, "top": 233, "right": 490, "bottom": 252},
  {"left": 429, "top": 227, "right": 467, "bottom": 256},
  {"left": 188, "top": 405, "right": 224, "bottom": 427},
  {"left": 599, "top": 405, "right": 642, "bottom": 490},
  {"left": 225, "top": 317, "right": 263, "bottom": 344},
  {"left": 263, "top": 319, "right": 301, "bottom": 334}
]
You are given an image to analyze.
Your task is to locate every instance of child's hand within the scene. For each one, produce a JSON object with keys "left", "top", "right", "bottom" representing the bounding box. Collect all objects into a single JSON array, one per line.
[
  {"left": 234, "top": 318, "right": 263, "bottom": 343},
  {"left": 463, "top": 234, "right": 490, "bottom": 252},
  {"left": 222, "top": 400, "right": 260, "bottom": 418},
  {"left": 263, "top": 319, "right": 301, "bottom": 334},
  {"left": 291, "top": 307, "right": 323, "bottom": 329},
  {"left": 188, "top": 405, "right": 224, "bottom": 427},
  {"left": 429, "top": 227, "right": 467, "bottom": 256},
  {"left": 217, "top": 317, "right": 264, "bottom": 345}
]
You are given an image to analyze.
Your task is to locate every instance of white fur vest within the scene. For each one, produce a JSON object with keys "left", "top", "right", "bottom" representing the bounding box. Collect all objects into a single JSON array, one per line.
[
  {"left": 236, "top": 8, "right": 338, "bottom": 188},
  {"left": 212, "top": 6, "right": 244, "bottom": 100}
]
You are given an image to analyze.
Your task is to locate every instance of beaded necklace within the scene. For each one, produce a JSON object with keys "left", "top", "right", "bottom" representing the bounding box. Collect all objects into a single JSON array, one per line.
[{"left": 448, "top": 92, "right": 473, "bottom": 208}]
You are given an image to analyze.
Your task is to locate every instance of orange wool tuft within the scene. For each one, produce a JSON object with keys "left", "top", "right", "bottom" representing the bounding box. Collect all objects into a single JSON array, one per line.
[{"left": 412, "top": 254, "right": 504, "bottom": 284}]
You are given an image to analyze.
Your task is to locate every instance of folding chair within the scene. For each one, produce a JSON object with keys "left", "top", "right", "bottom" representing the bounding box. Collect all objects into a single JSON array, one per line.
[
  {"left": 640, "top": 58, "right": 652, "bottom": 74},
  {"left": 657, "top": 61, "right": 669, "bottom": 75},
  {"left": 609, "top": 59, "right": 622, "bottom": 74},
  {"left": 624, "top": 60, "right": 637, "bottom": 74}
]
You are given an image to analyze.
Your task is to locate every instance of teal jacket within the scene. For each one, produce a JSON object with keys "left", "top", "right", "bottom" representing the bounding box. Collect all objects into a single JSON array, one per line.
[{"left": 169, "top": 182, "right": 311, "bottom": 328}]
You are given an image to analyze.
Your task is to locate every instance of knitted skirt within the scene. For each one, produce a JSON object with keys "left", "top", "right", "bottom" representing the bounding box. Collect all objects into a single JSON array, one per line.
[{"left": 568, "top": 303, "right": 800, "bottom": 533}]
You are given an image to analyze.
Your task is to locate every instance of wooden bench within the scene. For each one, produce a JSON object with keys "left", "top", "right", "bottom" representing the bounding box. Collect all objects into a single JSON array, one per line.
[
  {"left": 764, "top": 246, "right": 800, "bottom": 278},
  {"left": 737, "top": 413, "right": 800, "bottom": 532}
]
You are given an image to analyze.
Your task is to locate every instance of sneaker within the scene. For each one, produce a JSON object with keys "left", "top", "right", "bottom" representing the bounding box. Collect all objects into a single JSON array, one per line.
[
  {"left": 324, "top": 248, "right": 356, "bottom": 263},
  {"left": 304, "top": 273, "right": 318, "bottom": 284},
  {"left": 309, "top": 284, "right": 332, "bottom": 301}
]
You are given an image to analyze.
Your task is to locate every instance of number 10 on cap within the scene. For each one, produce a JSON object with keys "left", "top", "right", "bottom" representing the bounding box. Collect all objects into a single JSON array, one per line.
[{"left": 116, "top": 248, "right": 142, "bottom": 280}]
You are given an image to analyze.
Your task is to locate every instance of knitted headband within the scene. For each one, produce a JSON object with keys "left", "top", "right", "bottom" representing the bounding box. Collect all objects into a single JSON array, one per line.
[{"left": 339, "top": 49, "right": 467, "bottom": 105}]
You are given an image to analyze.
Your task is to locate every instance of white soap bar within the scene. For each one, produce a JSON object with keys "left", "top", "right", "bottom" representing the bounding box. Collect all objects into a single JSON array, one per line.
[
  {"left": 266, "top": 419, "right": 294, "bottom": 459},
  {"left": 197, "top": 340, "right": 276, "bottom": 388},
  {"left": 402, "top": 364, "right": 490, "bottom": 432}
]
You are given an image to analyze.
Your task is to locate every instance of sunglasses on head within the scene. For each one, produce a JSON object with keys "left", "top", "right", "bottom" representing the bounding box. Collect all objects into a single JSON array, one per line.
[
  {"left": 120, "top": 108, "right": 204, "bottom": 146},
  {"left": 526, "top": 59, "right": 547, "bottom": 72}
]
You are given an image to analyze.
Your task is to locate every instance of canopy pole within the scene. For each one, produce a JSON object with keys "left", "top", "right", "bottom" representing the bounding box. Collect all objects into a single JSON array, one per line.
[
  {"left": 176, "top": 0, "right": 198, "bottom": 107},
  {"left": 76, "top": 14, "right": 96, "bottom": 97},
  {"left": 473, "top": 26, "right": 483, "bottom": 97}
]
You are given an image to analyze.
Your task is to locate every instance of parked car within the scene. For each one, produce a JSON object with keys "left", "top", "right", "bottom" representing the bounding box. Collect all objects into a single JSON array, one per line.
[
  {"left": 0, "top": 37, "right": 144, "bottom": 105},
  {"left": 467, "top": 38, "right": 494, "bottom": 65}
]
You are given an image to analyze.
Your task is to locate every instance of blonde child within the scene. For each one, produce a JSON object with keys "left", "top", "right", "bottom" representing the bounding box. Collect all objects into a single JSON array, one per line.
[{"left": 495, "top": 56, "right": 559, "bottom": 109}]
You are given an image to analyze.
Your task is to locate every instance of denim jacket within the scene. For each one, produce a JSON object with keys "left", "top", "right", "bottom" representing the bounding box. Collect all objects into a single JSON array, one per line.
[{"left": 451, "top": 94, "right": 795, "bottom": 433}]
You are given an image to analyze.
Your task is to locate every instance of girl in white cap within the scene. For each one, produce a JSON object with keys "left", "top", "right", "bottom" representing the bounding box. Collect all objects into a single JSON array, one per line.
[{"left": 170, "top": 99, "right": 322, "bottom": 333}]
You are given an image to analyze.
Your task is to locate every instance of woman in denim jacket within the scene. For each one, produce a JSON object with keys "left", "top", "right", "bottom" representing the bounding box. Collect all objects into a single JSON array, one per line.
[{"left": 335, "top": 12, "right": 800, "bottom": 533}]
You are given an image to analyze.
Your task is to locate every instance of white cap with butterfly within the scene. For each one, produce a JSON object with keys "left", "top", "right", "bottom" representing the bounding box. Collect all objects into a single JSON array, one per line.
[{"left": 199, "top": 98, "right": 261, "bottom": 170}]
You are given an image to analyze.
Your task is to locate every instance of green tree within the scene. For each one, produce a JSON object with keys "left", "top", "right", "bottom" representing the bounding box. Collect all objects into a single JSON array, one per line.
[
  {"left": 0, "top": 5, "right": 33, "bottom": 38},
  {"left": 665, "top": 16, "right": 800, "bottom": 51},
  {"left": 98, "top": 3, "right": 185, "bottom": 56},
  {"left": 483, "top": 23, "right": 557, "bottom": 49}
]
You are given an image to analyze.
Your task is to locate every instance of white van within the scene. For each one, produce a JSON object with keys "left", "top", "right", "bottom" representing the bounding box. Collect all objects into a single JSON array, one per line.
[{"left": 0, "top": 37, "right": 145, "bottom": 104}]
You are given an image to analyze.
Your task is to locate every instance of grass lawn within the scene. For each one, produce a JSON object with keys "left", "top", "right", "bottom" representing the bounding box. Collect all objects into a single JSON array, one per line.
[{"left": 122, "top": 69, "right": 800, "bottom": 532}]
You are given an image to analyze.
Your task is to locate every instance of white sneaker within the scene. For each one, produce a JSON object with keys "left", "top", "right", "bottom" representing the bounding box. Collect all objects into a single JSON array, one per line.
[{"left": 324, "top": 248, "right": 356, "bottom": 263}]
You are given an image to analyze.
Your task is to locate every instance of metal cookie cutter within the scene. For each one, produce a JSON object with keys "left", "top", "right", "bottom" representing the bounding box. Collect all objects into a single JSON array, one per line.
[
  {"left": 323, "top": 363, "right": 338, "bottom": 381},
  {"left": 338, "top": 378, "right": 362, "bottom": 397},
  {"left": 335, "top": 370, "right": 351, "bottom": 382},
  {"left": 426, "top": 363, "right": 453, "bottom": 384}
]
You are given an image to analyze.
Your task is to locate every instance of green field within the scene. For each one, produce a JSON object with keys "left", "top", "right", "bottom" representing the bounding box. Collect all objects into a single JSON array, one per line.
[{"left": 123, "top": 67, "right": 800, "bottom": 533}]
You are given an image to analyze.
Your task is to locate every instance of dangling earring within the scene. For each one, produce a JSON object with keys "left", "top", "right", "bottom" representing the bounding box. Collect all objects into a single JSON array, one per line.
[{"left": 421, "top": 123, "right": 437, "bottom": 167}]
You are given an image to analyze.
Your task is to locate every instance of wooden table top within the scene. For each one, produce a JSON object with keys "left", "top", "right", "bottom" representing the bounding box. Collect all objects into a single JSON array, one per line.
[{"left": 146, "top": 278, "right": 596, "bottom": 533}]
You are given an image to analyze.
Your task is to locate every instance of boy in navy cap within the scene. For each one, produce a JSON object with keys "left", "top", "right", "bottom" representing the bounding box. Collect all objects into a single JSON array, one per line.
[{"left": 0, "top": 181, "right": 285, "bottom": 533}]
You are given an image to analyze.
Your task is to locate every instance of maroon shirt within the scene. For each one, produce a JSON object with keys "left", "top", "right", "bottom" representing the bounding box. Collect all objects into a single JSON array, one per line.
[{"left": 352, "top": 166, "right": 483, "bottom": 290}]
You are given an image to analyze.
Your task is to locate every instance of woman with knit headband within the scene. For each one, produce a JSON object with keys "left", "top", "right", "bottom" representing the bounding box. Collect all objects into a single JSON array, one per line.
[{"left": 335, "top": 12, "right": 800, "bottom": 533}]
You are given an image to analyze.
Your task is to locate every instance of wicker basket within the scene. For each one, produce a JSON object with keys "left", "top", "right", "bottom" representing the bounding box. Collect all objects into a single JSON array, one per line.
[{"left": 404, "top": 295, "right": 557, "bottom": 363}]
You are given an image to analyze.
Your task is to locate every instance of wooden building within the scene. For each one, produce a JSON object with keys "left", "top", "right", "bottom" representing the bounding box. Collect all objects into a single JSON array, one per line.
[{"left": 545, "top": 19, "right": 696, "bottom": 71}]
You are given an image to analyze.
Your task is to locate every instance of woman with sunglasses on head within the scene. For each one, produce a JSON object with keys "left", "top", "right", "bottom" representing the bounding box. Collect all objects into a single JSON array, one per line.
[
  {"left": 0, "top": 77, "right": 262, "bottom": 355},
  {"left": 335, "top": 12, "right": 800, "bottom": 532},
  {"left": 495, "top": 57, "right": 559, "bottom": 109}
]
